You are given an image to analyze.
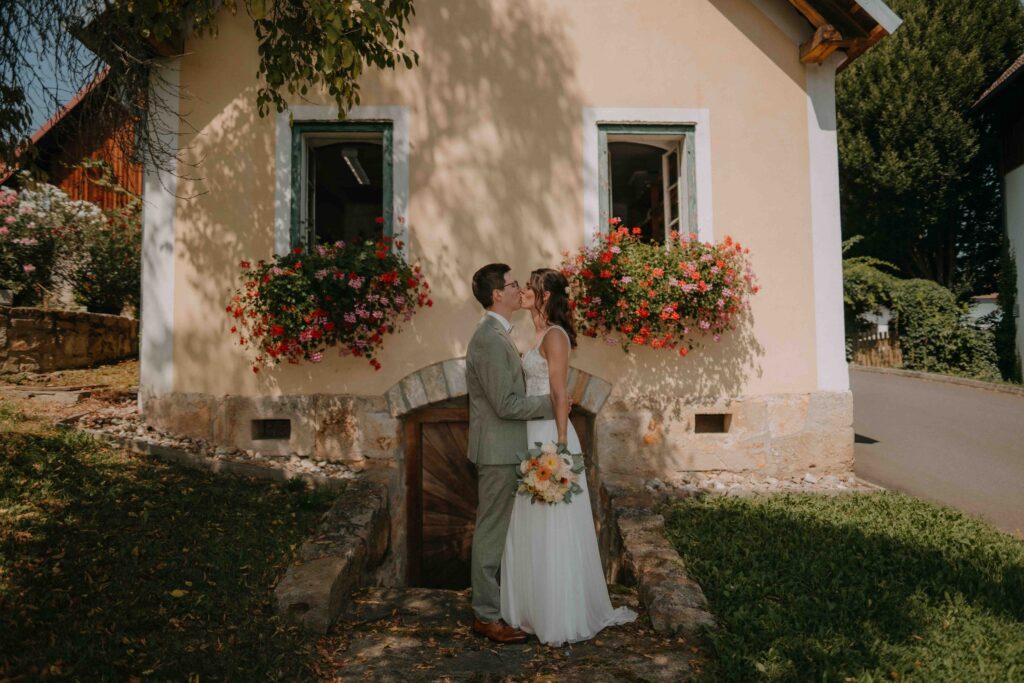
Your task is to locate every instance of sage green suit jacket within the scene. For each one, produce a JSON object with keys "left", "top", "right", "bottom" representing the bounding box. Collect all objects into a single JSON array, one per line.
[{"left": 466, "top": 315, "right": 554, "bottom": 465}]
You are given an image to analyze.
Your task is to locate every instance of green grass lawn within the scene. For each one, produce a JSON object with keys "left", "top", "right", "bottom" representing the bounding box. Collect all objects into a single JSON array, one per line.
[
  {"left": 665, "top": 493, "right": 1024, "bottom": 682},
  {"left": 0, "top": 400, "right": 334, "bottom": 681}
]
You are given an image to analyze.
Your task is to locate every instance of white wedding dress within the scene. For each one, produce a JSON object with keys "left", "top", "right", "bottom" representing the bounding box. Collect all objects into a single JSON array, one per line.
[{"left": 500, "top": 325, "right": 637, "bottom": 646}]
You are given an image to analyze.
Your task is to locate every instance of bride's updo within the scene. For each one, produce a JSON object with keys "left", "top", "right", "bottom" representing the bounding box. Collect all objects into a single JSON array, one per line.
[{"left": 528, "top": 268, "right": 578, "bottom": 348}]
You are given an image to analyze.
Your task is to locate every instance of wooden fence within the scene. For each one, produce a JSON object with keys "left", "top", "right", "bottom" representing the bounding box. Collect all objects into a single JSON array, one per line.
[{"left": 851, "top": 331, "right": 903, "bottom": 368}]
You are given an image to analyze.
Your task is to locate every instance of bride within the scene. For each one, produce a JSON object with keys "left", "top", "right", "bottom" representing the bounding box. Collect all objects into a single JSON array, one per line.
[{"left": 500, "top": 268, "right": 637, "bottom": 646}]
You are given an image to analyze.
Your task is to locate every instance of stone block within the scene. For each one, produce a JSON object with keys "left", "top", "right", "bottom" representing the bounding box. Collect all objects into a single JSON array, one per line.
[
  {"left": 313, "top": 398, "right": 360, "bottom": 461},
  {"left": 358, "top": 410, "right": 400, "bottom": 460},
  {"left": 385, "top": 383, "right": 409, "bottom": 417},
  {"left": 274, "top": 548, "right": 365, "bottom": 634},
  {"left": 767, "top": 394, "right": 810, "bottom": 438},
  {"left": 768, "top": 426, "right": 854, "bottom": 475},
  {"left": 418, "top": 363, "right": 448, "bottom": 404},
  {"left": 609, "top": 491, "right": 715, "bottom": 639},
  {"left": 805, "top": 391, "right": 853, "bottom": 431},
  {"left": 400, "top": 373, "right": 429, "bottom": 411},
  {"left": 441, "top": 358, "right": 467, "bottom": 398}
]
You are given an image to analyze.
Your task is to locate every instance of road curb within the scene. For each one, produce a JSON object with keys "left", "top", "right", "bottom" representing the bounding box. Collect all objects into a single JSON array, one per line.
[{"left": 850, "top": 365, "right": 1024, "bottom": 397}]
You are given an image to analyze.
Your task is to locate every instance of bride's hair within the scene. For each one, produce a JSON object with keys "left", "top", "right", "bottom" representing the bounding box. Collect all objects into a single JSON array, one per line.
[{"left": 528, "top": 268, "right": 577, "bottom": 348}]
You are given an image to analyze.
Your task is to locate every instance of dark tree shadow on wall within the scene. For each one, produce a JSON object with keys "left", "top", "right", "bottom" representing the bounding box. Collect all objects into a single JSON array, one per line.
[
  {"left": 170, "top": 0, "right": 591, "bottom": 394},
  {"left": 371, "top": 0, "right": 586, "bottom": 314}
]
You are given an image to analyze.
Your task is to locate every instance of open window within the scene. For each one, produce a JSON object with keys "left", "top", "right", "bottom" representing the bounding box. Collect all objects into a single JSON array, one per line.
[
  {"left": 291, "top": 121, "right": 393, "bottom": 248},
  {"left": 598, "top": 124, "right": 696, "bottom": 243}
]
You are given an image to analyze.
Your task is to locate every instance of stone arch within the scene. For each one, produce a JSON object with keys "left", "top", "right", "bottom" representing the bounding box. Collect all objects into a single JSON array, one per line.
[{"left": 383, "top": 358, "right": 614, "bottom": 417}]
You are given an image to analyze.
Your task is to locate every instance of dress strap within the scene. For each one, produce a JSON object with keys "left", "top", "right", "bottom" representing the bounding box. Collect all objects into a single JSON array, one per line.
[{"left": 534, "top": 324, "right": 571, "bottom": 351}]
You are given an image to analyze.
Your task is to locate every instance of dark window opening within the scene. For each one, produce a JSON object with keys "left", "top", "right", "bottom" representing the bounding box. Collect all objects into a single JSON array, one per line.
[
  {"left": 609, "top": 141, "right": 666, "bottom": 243},
  {"left": 306, "top": 139, "right": 384, "bottom": 246},
  {"left": 251, "top": 419, "right": 292, "bottom": 441}
]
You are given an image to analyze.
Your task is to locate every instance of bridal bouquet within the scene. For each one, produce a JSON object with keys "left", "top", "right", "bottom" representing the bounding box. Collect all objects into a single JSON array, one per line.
[{"left": 516, "top": 441, "right": 586, "bottom": 505}]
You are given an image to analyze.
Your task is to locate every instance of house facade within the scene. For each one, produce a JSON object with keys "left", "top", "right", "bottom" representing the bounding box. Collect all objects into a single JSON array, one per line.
[
  {"left": 976, "top": 53, "right": 1024, "bottom": 374},
  {"left": 138, "top": 0, "right": 899, "bottom": 581}
]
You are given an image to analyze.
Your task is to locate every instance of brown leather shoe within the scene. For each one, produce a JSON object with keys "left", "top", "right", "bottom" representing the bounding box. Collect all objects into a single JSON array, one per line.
[{"left": 472, "top": 617, "right": 529, "bottom": 643}]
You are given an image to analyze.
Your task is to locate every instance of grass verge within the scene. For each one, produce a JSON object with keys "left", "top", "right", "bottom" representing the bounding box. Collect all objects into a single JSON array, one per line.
[
  {"left": 0, "top": 399, "right": 333, "bottom": 681},
  {"left": 665, "top": 493, "right": 1024, "bottom": 682}
]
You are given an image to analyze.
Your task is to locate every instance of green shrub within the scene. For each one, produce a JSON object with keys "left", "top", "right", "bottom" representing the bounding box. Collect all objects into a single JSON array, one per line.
[
  {"left": 892, "top": 278, "right": 1002, "bottom": 381},
  {"left": 68, "top": 199, "right": 142, "bottom": 315}
]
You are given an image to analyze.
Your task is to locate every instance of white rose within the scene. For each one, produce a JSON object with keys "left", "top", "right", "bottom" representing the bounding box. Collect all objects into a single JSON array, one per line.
[{"left": 540, "top": 442, "right": 558, "bottom": 455}]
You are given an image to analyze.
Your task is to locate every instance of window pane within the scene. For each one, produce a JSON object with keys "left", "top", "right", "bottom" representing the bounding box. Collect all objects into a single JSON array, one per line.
[
  {"left": 309, "top": 140, "right": 384, "bottom": 245},
  {"left": 608, "top": 141, "right": 665, "bottom": 242}
]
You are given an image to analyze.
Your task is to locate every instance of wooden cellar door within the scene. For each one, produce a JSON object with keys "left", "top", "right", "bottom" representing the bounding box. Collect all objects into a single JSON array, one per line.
[{"left": 406, "top": 408, "right": 593, "bottom": 588}]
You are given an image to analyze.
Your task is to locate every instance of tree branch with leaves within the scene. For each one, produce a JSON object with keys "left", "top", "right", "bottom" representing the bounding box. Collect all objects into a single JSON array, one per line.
[{"left": 0, "top": 0, "right": 418, "bottom": 177}]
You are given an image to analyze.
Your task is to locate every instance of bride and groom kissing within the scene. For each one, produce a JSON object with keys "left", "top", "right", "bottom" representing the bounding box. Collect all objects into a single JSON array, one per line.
[{"left": 465, "top": 263, "right": 636, "bottom": 647}]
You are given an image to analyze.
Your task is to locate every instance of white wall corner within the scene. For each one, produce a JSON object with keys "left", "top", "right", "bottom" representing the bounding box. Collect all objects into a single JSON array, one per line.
[
  {"left": 1004, "top": 166, "right": 1024, "bottom": 368},
  {"left": 582, "top": 107, "right": 713, "bottom": 246},
  {"left": 806, "top": 53, "right": 849, "bottom": 392},
  {"left": 139, "top": 57, "right": 182, "bottom": 407},
  {"left": 748, "top": 0, "right": 815, "bottom": 44},
  {"left": 274, "top": 105, "right": 411, "bottom": 258}
]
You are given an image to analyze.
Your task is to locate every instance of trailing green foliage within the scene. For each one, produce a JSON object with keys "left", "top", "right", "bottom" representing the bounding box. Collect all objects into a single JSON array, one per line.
[
  {"left": 837, "top": 0, "right": 1024, "bottom": 290},
  {"left": 993, "top": 237, "right": 1022, "bottom": 382},
  {"left": 665, "top": 493, "right": 1024, "bottom": 682},
  {"left": 0, "top": 401, "right": 333, "bottom": 680}
]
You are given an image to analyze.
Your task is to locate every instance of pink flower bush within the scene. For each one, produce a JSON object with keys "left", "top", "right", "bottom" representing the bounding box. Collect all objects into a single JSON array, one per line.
[
  {"left": 0, "top": 182, "right": 101, "bottom": 303},
  {"left": 227, "top": 237, "right": 431, "bottom": 372},
  {"left": 562, "top": 224, "right": 759, "bottom": 356}
]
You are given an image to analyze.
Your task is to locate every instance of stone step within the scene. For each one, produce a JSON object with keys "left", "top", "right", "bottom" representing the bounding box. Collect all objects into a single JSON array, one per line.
[
  {"left": 322, "top": 586, "right": 700, "bottom": 682},
  {"left": 273, "top": 479, "right": 390, "bottom": 634}
]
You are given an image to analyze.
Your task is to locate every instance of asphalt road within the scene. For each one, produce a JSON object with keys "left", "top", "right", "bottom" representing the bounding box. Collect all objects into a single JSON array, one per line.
[{"left": 851, "top": 368, "right": 1024, "bottom": 536}]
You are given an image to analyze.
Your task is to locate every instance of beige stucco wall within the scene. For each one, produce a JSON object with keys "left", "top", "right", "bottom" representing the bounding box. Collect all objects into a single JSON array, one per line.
[{"left": 169, "top": 0, "right": 818, "bottom": 405}]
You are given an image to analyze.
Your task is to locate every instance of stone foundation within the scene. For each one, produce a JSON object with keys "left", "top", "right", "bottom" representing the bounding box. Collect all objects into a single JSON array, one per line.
[
  {"left": 143, "top": 359, "right": 853, "bottom": 588},
  {"left": 594, "top": 390, "right": 854, "bottom": 483},
  {"left": 0, "top": 306, "right": 138, "bottom": 373}
]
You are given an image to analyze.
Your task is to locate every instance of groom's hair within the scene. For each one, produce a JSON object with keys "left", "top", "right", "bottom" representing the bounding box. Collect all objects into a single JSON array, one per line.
[{"left": 472, "top": 263, "right": 510, "bottom": 309}]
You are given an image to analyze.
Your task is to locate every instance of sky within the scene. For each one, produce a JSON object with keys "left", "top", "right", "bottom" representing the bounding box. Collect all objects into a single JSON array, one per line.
[{"left": 23, "top": 39, "right": 97, "bottom": 133}]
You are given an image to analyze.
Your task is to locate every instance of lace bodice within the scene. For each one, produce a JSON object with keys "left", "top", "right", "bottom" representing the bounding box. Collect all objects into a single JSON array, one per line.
[{"left": 522, "top": 326, "right": 570, "bottom": 397}]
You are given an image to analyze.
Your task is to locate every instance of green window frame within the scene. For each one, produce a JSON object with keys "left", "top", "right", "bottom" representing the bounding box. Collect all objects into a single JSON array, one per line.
[
  {"left": 290, "top": 120, "right": 394, "bottom": 248},
  {"left": 598, "top": 123, "right": 697, "bottom": 240}
]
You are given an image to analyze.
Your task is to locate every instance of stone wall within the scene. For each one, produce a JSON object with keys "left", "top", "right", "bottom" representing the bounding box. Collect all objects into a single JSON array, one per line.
[
  {"left": 594, "top": 390, "right": 854, "bottom": 483},
  {"left": 0, "top": 306, "right": 138, "bottom": 373}
]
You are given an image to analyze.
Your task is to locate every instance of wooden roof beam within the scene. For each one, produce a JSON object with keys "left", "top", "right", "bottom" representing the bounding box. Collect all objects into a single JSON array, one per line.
[
  {"left": 800, "top": 24, "right": 856, "bottom": 64},
  {"left": 788, "top": 0, "right": 829, "bottom": 28}
]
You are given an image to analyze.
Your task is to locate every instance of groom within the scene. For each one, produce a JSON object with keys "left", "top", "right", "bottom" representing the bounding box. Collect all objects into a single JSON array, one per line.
[{"left": 466, "top": 263, "right": 557, "bottom": 644}]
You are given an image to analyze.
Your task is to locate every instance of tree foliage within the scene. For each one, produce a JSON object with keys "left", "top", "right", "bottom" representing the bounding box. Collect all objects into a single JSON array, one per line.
[
  {"left": 837, "top": 0, "right": 1024, "bottom": 291},
  {"left": 0, "top": 1, "right": 418, "bottom": 173},
  {"left": 993, "top": 235, "right": 1022, "bottom": 382}
]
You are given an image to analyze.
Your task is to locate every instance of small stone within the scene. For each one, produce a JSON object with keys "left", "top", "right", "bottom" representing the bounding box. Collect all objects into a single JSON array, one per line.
[
  {"left": 803, "top": 473, "right": 818, "bottom": 484},
  {"left": 766, "top": 477, "right": 779, "bottom": 486}
]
